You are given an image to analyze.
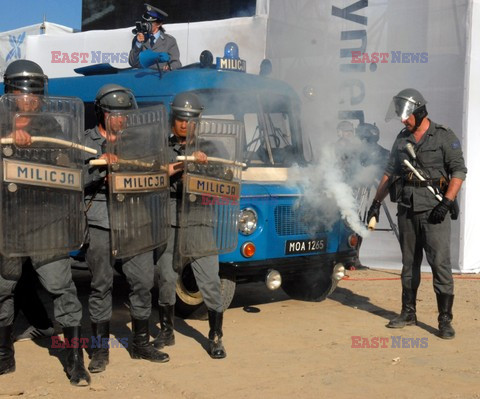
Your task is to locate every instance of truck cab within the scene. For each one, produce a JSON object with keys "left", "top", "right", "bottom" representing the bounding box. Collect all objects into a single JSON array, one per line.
[{"left": 46, "top": 43, "right": 358, "bottom": 318}]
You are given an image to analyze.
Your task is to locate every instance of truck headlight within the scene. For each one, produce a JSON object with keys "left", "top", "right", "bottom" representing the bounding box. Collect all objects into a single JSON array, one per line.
[{"left": 238, "top": 208, "right": 257, "bottom": 235}]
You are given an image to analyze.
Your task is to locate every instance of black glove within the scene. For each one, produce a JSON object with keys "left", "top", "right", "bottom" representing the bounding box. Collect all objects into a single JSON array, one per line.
[
  {"left": 367, "top": 200, "right": 382, "bottom": 224},
  {"left": 429, "top": 197, "right": 453, "bottom": 224}
]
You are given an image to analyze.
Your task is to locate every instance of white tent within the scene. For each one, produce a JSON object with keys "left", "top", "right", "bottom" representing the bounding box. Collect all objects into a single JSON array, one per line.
[
  {"left": 9, "top": 0, "right": 479, "bottom": 272},
  {"left": 0, "top": 22, "right": 73, "bottom": 80}
]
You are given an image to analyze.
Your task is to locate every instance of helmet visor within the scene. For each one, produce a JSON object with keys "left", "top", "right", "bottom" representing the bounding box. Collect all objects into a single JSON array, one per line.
[
  {"left": 98, "top": 91, "right": 137, "bottom": 111},
  {"left": 5, "top": 77, "right": 46, "bottom": 95},
  {"left": 385, "top": 97, "right": 416, "bottom": 122}
]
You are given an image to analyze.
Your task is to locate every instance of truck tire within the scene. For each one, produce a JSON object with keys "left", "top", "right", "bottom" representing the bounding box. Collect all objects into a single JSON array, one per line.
[
  {"left": 281, "top": 269, "right": 337, "bottom": 302},
  {"left": 175, "top": 263, "right": 236, "bottom": 320}
]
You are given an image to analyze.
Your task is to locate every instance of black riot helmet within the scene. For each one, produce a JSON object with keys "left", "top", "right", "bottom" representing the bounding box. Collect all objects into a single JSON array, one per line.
[
  {"left": 94, "top": 84, "right": 137, "bottom": 128},
  {"left": 356, "top": 122, "right": 380, "bottom": 143},
  {"left": 385, "top": 88, "right": 428, "bottom": 131},
  {"left": 3, "top": 59, "right": 48, "bottom": 94},
  {"left": 170, "top": 92, "right": 203, "bottom": 121}
]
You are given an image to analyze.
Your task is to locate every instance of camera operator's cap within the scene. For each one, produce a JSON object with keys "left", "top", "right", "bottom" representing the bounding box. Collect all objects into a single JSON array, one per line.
[{"left": 142, "top": 3, "right": 168, "bottom": 22}]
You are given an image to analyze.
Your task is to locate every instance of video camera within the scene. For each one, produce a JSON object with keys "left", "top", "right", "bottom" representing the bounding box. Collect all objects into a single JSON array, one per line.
[{"left": 132, "top": 21, "right": 154, "bottom": 36}]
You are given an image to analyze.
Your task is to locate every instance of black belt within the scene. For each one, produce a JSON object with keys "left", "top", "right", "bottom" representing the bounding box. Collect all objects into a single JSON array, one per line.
[{"left": 404, "top": 179, "right": 439, "bottom": 187}]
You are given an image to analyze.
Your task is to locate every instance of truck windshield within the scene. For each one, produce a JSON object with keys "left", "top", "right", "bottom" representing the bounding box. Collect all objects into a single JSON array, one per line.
[{"left": 196, "top": 90, "right": 310, "bottom": 167}]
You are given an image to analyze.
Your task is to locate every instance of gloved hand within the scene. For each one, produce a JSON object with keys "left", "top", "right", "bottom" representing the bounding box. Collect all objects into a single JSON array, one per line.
[
  {"left": 367, "top": 199, "right": 382, "bottom": 224},
  {"left": 429, "top": 197, "right": 453, "bottom": 224},
  {"left": 157, "top": 52, "right": 171, "bottom": 63}
]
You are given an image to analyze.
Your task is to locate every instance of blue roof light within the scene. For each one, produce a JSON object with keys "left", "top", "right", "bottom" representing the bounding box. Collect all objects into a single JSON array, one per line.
[
  {"left": 216, "top": 42, "right": 246, "bottom": 73},
  {"left": 224, "top": 42, "right": 239, "bottom": 59}
]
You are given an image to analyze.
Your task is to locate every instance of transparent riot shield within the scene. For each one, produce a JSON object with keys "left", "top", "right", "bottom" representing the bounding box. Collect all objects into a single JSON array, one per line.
[
  {"left": 179, "top": 119, "right": 244, "bottom": 257},
  {"left": 106, "top": 105, "right": 170, "bottom": 258},
  {"left": 0, "top": 94, "right": 86, "bottom": 258}
]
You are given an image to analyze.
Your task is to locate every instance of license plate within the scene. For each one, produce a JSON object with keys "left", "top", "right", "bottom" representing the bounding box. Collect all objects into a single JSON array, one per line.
[{"left": 285, "top": 238, "right": 327, "bottom": 255}]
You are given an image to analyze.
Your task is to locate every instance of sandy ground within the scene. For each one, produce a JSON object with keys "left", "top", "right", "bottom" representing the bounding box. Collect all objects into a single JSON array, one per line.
[{"left": 1, "top": 267, "right": 480, "bottom": 399}]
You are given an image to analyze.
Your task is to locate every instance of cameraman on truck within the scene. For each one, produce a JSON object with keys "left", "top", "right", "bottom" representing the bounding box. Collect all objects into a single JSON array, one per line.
[{"left": 128, "top": 3, "right": 182, "bottom": 71}]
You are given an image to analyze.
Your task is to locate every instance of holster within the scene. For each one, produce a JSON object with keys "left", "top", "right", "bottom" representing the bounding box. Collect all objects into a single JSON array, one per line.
[{"left": 388, "top": 175, "right": 403, "bottom": 203}]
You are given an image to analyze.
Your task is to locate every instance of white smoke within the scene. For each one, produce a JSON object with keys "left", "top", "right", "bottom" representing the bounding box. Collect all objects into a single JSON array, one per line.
[{"left": 289, "top": 137, "right": 384, "bottom": 237}]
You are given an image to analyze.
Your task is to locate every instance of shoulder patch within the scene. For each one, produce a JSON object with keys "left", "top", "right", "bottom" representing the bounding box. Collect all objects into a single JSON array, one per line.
[{"left": 451, "top": 140, "right": 461, "bottom": 149}]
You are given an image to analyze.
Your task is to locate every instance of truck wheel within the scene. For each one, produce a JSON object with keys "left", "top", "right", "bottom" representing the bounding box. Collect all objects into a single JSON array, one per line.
[
  {"left": 175, "top": 263, "right": 236, "bottom": 320},
  {"left": 281, "top": 268, "right": 337, "bottom": 302}
]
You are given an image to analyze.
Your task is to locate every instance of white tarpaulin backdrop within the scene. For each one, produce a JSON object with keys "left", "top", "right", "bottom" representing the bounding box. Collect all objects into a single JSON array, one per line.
[
  {"left": 264, "top": 0, "right": 477, "bottom": 273},
  {"left": 0, "top": 22, "right": 73, "bottom": 80},
  {"left": 2, "top": 0, "right": 477, "bottom": 272}
]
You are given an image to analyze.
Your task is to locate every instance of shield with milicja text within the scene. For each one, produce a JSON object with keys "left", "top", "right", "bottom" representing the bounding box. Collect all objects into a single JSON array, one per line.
[
  {"left": 105, "top": 105, "right": 170, "bottom": 258},
  {"left": 0, "top": 94, "right": 86, "bottom": 259},
  {"left": 179, "top": 118, "right": 244, "bottom": 257}
]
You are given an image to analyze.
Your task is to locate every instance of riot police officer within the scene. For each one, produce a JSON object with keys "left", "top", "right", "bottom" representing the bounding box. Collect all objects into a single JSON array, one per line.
[
  {"left": 154, "top": 92, "right": 227, "bottom": 359},
  {"left": 344, "top": 122, "right": 391, "bottom": 270},
  {"left": 2, "top": 59, "right": 55, "bottom": 342},
  {"left": 355, "top": 122, "right": 390, "bottom": 176},
  {"left": 367, "top": 88, "right": 467, "bottom": 339},
  {"left": 84, "top": 84, "right": 169, "bottom": 373},
  {"left": 0, "top": 60, "right": 90, "bottom": 385}
]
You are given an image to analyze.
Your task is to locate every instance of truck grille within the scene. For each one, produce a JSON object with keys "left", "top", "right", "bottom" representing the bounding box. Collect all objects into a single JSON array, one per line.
[{"left": 274, "top": 205, "right": 324, "bottom": 236}]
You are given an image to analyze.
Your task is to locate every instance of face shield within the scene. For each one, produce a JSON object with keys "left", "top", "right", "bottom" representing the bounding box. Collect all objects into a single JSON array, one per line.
[
  {"left": 5, "top": 76, "right": 47, "bottom": 95},
  {"left": 385, "top": 96, "right": 417, "bottom": 122}
]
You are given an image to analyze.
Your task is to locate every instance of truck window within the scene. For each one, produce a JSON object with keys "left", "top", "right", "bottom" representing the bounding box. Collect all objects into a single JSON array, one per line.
[{"left": 195, "top": 90, "right": 304, "bottom": 167}]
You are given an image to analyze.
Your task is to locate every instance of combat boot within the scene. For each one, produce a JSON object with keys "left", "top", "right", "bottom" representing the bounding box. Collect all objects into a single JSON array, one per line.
[
  {"left": 63, "top": 326, "right": 91, "bottom": 386},
  {"left": 88, "top": 321, "right": 110, "bottom": 373},
  {"left": 0, "top": 325, "right": 15, "bottom": 375},
  {"left": 130, "top": 318, "right": 169, "bottom": 363},
  {"left": 208, "top": 310, "right": 226, "bottom": 359},
  {"left": 387, "top": 289, "right": 418, "bottom": 328},
  {"left": 436, "top": 293, "right": 455, "bottom": 339},
  {"left": 152, "top": 305, "right": 175, "bottom": 349}
]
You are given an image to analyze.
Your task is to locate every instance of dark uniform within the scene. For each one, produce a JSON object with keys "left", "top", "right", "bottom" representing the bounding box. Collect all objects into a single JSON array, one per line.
[
  {"left": 84, "top": 126, "right": 161, "bottom": 323},
  {"left": 7, "top": 113, "right": 64, "bottom": 341},
  {"left": 84, "top": 84, "right": 169, "bottom": 373},
  {"left": 2, "top": 114, "right": 78, "bottom": 335},
  {"left": 154, "top": 92, "right": 227, "bottom": 359},
  {"left": 384, "top": 121, "right": 466, "bottom": 296},
  {"left": 0, "top": 59, "right": 90, "bottom": 385},
  {"left": 156, "top": 135, "right": 223, "bottom": 313},
  {"left": 368, "top": 88, "right": 467, "bottom": 340}
]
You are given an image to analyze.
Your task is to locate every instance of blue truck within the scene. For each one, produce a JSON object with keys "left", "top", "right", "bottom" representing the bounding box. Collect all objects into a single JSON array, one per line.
[{"left": 46, "top": 43, "right": 358, "bottom": 318}]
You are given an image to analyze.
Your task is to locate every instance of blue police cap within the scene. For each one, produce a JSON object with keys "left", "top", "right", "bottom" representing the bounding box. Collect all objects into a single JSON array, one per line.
[{"left": 142, "top": 3, "right": 168, "bottom": 22}]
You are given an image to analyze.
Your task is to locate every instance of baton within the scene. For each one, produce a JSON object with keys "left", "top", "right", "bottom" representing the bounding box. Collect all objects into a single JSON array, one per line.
[
  {"left": 403, "top": 159, "right": 443, "bottom": 201},
  {"left": 176, "top": 155, "right": 246, "bottom": 168},
  {"left": 1, "top": 137, "right": 97, "bottom": 155},
  {"left": 89, "top": 159, "right": 160, "bottom": 168}
]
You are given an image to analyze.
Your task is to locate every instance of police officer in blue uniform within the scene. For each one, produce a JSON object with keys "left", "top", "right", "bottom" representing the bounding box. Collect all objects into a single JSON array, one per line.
[
  {"left": 128, "top": 3, "right": 181, "bottom": 71},
  {"left": 0, "top": 60, "right": 90, "bottom": 385},
  {"left": 367, "top": 88, "right": 467, "bottom": 339},
  {"left": 154, "top": 92, "right": 226, "bottom": 359},
  {"left": 84, "top": 84, "right": 169, "bottom": 372}
]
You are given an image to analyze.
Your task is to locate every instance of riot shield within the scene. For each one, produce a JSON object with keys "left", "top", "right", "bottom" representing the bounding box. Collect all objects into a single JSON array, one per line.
[
  {"left": 106, "top": 105, "right": 170, "bottom": 258},
  {"left": 0, "top": 94, "right": 86, "bottom": 258},
  {"left": 179, "top": 119, "right": 244, "bottom": 257}
]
